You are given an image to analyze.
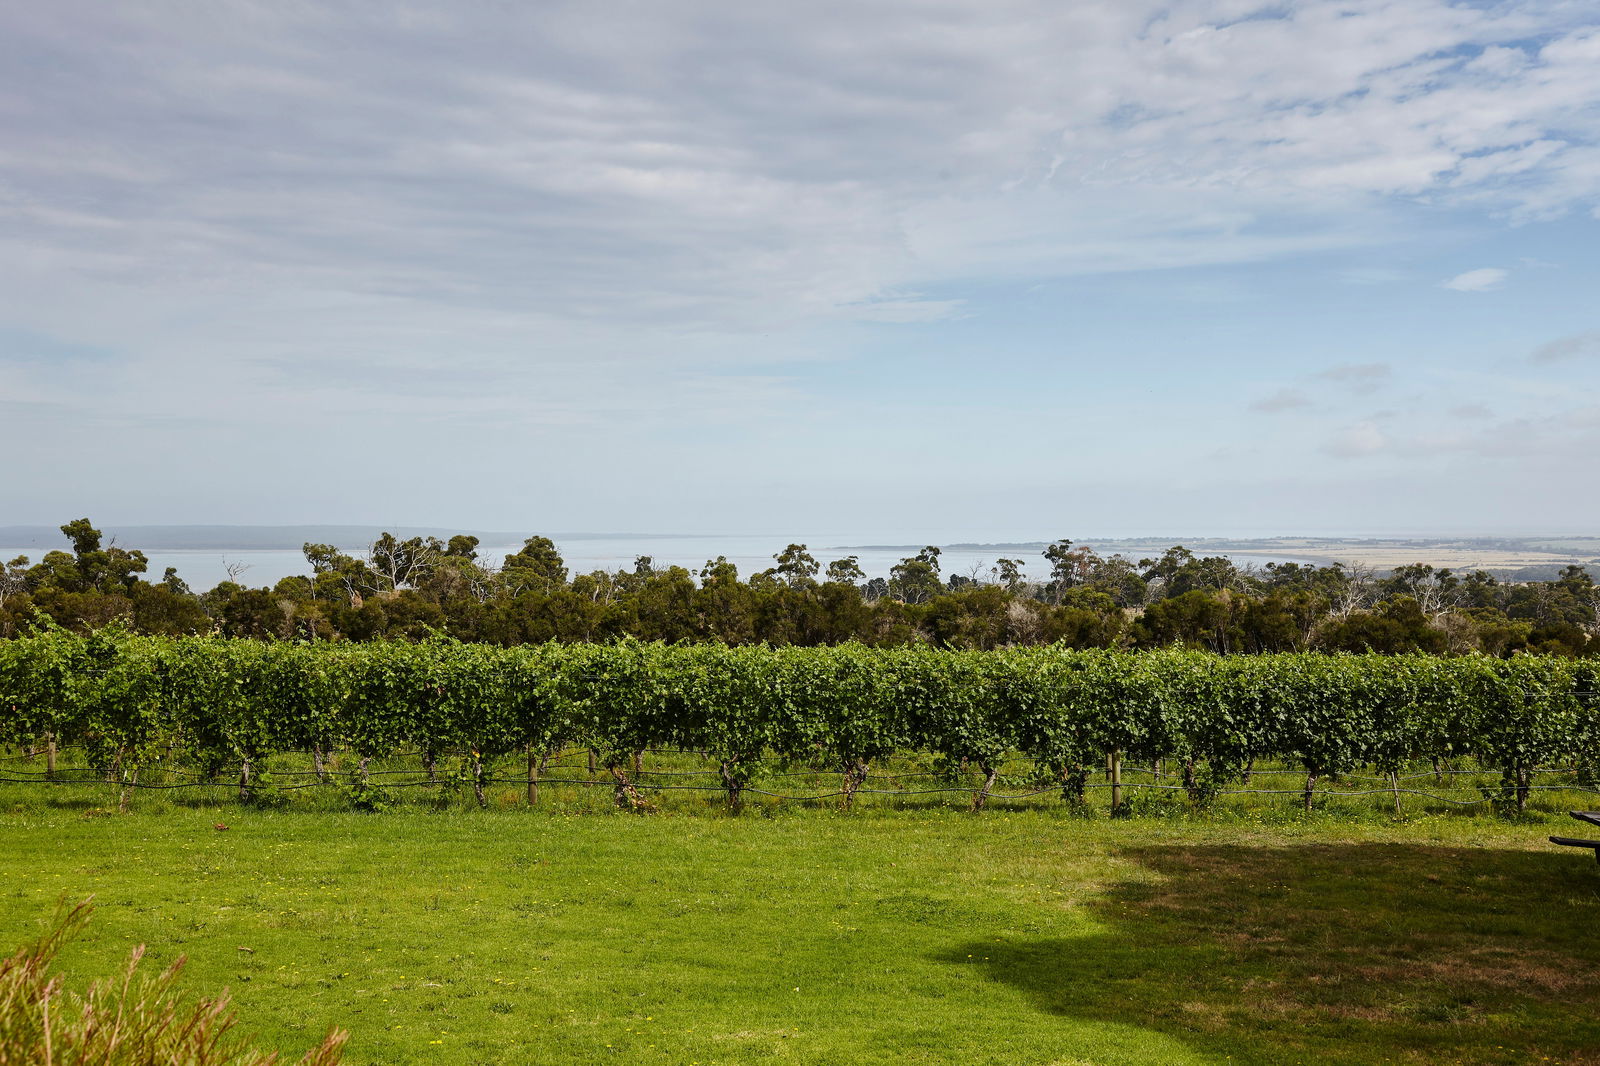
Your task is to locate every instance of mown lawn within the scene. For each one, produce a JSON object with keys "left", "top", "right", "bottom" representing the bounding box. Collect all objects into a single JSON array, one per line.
[{"left": 3, "top": 800, "right": 1599, "bottom": 1066}]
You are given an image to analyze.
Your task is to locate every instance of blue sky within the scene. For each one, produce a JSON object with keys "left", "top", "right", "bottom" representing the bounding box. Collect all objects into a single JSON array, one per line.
[{"left": 3, "top": 1, "right": 1599, "bottom": 538}]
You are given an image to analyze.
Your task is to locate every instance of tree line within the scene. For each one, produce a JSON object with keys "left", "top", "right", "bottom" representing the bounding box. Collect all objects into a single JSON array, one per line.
[{"left": 2, "top": 519, "right": 1596, "bottom": 656}]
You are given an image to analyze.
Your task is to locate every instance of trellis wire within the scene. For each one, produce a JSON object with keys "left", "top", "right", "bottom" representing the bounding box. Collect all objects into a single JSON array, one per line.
[{"left": 4, "top": 757, "right": 1595, "bottom": 808}]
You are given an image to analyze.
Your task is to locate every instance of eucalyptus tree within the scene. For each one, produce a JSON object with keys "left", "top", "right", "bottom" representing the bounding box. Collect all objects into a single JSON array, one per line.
[{"left": 826, "top": 556, "right": 865, "bottom": 585}]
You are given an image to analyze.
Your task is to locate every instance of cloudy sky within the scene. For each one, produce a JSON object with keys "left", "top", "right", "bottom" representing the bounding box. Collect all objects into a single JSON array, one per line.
[{"left": 3, "top": 0, "right": 1599, "bottom": 538}]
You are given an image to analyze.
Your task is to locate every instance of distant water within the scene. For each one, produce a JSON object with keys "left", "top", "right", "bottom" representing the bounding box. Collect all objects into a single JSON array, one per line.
[{"left": 0, "top": 534, "right": 1316, "bottom": 592}]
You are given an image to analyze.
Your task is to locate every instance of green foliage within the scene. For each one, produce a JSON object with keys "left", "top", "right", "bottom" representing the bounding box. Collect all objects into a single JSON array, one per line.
[
  {"left": 0, "top": 618, "right": 83, "bottom": 749},
  {"left": 336, "top": 775, "right": 396, "bottom": 813},
  {"left": 1, "top": 634, "right": 1594, "bottom": 811},
  {"left": 777, "top": 643, "right": 908, "bottom": 801}
]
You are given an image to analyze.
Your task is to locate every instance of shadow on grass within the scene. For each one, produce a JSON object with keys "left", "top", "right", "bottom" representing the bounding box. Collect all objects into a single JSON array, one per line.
[{"left": 945, "top": 843, "right": 1600, "bottom": 1066}]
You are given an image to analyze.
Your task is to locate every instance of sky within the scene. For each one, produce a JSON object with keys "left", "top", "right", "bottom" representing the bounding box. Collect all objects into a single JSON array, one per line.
[{"left": 3, "top": 0, "right": 1599, "bottom": 540}]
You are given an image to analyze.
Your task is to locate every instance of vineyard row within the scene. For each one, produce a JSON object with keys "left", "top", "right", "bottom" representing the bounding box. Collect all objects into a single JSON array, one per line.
[{"left": 2, "top": 629, "right": 1596, "bottom": 812}]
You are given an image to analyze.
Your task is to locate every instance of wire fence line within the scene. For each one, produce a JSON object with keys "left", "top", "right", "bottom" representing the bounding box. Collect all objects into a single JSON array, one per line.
[
  {"left": 3, "top": 771, "right": 1596, "bottom": 806},
  {"left": 3, "top": 744, "right": 1595, "bottom": 810},
  {"left": 2, "top": 748, "right": 1581, "bottom": 782}
]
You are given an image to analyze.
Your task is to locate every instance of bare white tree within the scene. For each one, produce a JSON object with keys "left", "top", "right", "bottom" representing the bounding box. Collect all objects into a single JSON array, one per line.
[
  {"left": 466, "top": 557, "right": 503, "bottom": 604},
  {"left": 1327, "top": 562, "right": 1376, "bottom": 619},
  {"left": 0, "top": 555, "right": 30, "bottom": 612},
  {"left": 365, "top": 533, "right": 442, "bottom": 591},
  {"left": 1383, "top": 563, "right": 1460, "bottom": 619}
]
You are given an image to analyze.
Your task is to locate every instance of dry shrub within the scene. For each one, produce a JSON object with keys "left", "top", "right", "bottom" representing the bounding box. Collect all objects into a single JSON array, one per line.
[{"left": 0, "top": 898, "right": 346, "bottom": 1066}]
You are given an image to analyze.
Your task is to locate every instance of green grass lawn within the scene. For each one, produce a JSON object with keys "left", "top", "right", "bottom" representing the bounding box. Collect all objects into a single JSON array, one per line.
[{"left": 3, "top": 796, "right": 1599, "bottom": 1065}]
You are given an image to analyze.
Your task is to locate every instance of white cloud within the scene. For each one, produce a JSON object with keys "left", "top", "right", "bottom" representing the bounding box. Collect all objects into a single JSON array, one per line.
[
  {"left": 1326, "top": 420, "right": 1388, "bottom": 457},
  {"left": 1249, "top": 388, "right": 1311, "bottom": 414},
  {"left": 2, "top": 2, "right": 1600, "bottom": 529},
  {"left": 1318, "top": 363, "right": 1392, "bottom": 388},
  {"left": 1442, "top": 267, "right": 1509, "bottom": 291},
  {"left": 837, "top": 297, "right": 966, "bottom": 323},
  {"left": 0, "top": 1, "right": 1596, "bottom": 341},
  {"left": 1408, "top": 405, "right": 1600, "bottom": 459},
  {"left": 1339, "top": 267, "right": 1412, "bottom": 285},
  {"left": 1531, "top": 330, "right": 1600, "bottom": 362}
]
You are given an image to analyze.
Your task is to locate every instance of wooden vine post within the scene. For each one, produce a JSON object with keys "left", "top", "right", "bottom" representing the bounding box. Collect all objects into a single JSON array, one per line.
[{"left": 1110, "top": 750, "right": 1123, "bottom": 815}]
